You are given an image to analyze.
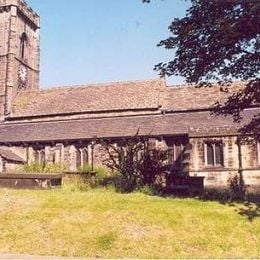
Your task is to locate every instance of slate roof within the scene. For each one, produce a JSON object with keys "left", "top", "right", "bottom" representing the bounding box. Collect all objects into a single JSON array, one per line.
[
  {"left": 11, "top": 79, "right": 164, "bottom": 118},
  {"left": 0, "top": 148, "right": 25, "bottom": 163},
  {"left": 10, "top": 79, "right": 245, "bottom": 119},
  {"left": 163, "top": 82, "right": 245, "bottom": 111},
  {"left": 1, "top": 109, "right": 258, "bottom": 144}
]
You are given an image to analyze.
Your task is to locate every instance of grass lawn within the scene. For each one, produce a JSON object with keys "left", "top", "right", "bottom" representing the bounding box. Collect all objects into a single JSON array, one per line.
[{"left": 0, "top": 187, "right": 259, "bottom": 258}]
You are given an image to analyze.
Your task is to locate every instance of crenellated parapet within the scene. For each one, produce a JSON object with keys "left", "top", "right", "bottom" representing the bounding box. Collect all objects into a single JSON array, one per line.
[
  {"left": 0, "top": 0, "right": 40, "bottom": 117},
  {"left": 0, "top": 0, "right": 39, "bottom": 29}
]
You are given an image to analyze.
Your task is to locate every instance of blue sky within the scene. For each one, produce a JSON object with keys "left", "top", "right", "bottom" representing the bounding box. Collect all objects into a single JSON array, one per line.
[{"left": 27, "top": 0, "right": 190, "bottom": 88}]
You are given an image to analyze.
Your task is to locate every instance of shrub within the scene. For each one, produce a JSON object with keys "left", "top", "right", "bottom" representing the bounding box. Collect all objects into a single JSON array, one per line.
[
  {"left": 136, "top": 185, "right": 159, "bottom": 196},
  {"left": 43, "top": 163, "right": 66, "bottom": 173},
  {"left": 20, "top": 163, "right": 66, "bottom": 174},
  {"left": 201, "top": 188, "right": 230, "bottom": 202},
  {"left": 227, "top": 171, "right": 247, "bottom": 201},
  {"left": 80, "top": 163, "right": 93, "bottom": 173},
  {"left": 63, "top": 164, "right": 110, "bottom": 192},
  {"left": 63, "top": 175, "right": 92, "bottom": 192},
  {"left": 113, "top": 176, "right": 137, "bottom": 193},
  {"left": 21, "top": 163, "right": 45, "bottom": 173},
  {"left": 80, "top": 163, "right": 109, "bottom": 185}
]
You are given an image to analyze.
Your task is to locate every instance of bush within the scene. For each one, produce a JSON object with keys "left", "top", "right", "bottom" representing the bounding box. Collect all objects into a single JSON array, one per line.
[
  {"left": 63, "top": 165, "right": 111, "bottom": 192},
  {"left": 20, "top": 163, "right": 66, "bottom": 174},
  {"left": 201, "top": 172, "right": 248, "bottom": 202},
  {"left": 227, "top": 171, "right": 247, "bottom": 201},
  {"left": 43, "top": 163, "right": 66, "bottom": 173},
  {"left": 80, "top": 163, "right": 94, "bottom": 173},
  {"left": 80, "top": 163, "right": 109, "bottom": 184},
  {"left": 136, "top": 185, "right": 160, "bottom": 196},
  {"left": 63, "top": 175, "right": 92, "bottom": 192},
  {"left": 113, "top": 176, "right": 137, "bottom": 193},
  {"left": 201, "top": 188, "right": 231, "bottom": 202},
  {"left": 21, "top": 163, "right": 45, "bottom": 173}
]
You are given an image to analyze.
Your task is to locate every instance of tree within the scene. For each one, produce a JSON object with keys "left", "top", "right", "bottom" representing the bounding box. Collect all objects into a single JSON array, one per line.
[
  {"left": 101, "top": 135, "right": 167, "bottom": 193},
  {"left": 144, "top": 0, "right": 260, "bottom": 140}
]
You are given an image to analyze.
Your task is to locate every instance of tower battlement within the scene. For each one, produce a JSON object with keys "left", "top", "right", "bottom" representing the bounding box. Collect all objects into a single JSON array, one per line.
[
  {"left": 0, "top": 0, "right": 39, "bottom": 29},
  {"left": 0, "top": 0, "right": 40, "bottom": 117}
]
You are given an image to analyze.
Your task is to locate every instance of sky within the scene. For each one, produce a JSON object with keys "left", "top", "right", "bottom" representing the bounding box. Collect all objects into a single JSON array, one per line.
[{"left": 26, "top": 0, "right": 190, "bottom": 88}]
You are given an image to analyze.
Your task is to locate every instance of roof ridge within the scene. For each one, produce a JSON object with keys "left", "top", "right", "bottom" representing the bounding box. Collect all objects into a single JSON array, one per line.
[
  {"left": 166, "top": 80, "right": 246, "bottom": 90},
  {"left": 3, "top": 114, "right": 164, "bottom": 127},
  {"left": 27, "top": 78, "right": 163, "bottom": 93}
]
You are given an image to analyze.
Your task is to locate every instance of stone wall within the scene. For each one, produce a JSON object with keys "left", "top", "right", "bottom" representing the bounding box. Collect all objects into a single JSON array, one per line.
[
  {"left": 189, "top": 135, "right": 260, "bottom": 187},
  {"left": 0, "top": 135, "right": 259, "bottom": 189},
  {"left": 0, "top": 0, "right": 40, "bottom": 117},
  {"left": 0, "top": 6, "right": 10, "bottom": 116}
]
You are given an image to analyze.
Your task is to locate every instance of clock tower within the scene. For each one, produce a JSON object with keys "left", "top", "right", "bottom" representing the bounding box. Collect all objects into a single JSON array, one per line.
[{"left": 0, "top": 0, "right": 40, "bottom": 118}]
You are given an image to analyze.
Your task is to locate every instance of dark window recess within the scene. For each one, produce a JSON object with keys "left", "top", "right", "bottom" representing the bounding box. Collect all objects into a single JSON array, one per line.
[
  {"left": 167, "top": 143, "right": 184, "bottom": 169},
  {"left": 82, "top": 149, "right": 88, "bottom": 165},
  {"left": 167, "top": 147, "right": 174, "bottom": 164},
  {"left": 215, "top": 143, "right": 223, "bottom": 165},
  {"left": 20, "top": 32, "right": 28, "bottom": 59},
  {"left": 34, "top": 149, "right": 45, "bottom": 165},
  {"left": 76, "top": 149, "right": 81, "bottom": 170},
  {"left": 34, "top": 150, "right": 40, "bottom": 163},
  {"left": 205, "top": 142, "right": 224, "bottom": 167},
  {"left": 40, "top": 150, "right": 46, "bottom": 164},
  {"left": 175, "top": 143, "right": 183, "bottom": 168},
  {"left": 51, "top": 153, "right": 55, "bottom": 164},
  {"left": 206, "top": 144, "right": 214, "bottom": 166}
]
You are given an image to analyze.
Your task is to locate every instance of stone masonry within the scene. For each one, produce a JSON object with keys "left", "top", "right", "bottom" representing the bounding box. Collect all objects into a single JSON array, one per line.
[{"left": 0, "top": 0, "right": 40, "bottom": 118}]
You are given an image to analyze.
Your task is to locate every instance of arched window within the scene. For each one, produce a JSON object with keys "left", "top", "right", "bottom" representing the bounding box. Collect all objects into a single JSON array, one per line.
[
  {"left": 82, "top": 148, "right": 88, "bottom": 165},
  {"left": 75, "top": 147, "right": 89, "bottom": 170},
  {"left": 34, "top": 148, "right": 45, "bottom": 165},
  {"left": 39, "top": 150, "right": 46, "bottom": 165},
  {"left": 76, "top": 148, "right": 81, "bottom": 170},
  {"left": 20, "top": 32, "right": 28, "bottom": 59},
  {"left": 206, "top": 143, "right": 214, "bottom": 166}
]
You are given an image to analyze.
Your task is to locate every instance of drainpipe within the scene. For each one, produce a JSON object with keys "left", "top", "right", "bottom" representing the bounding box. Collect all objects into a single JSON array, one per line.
[
  {"left": 237, "top": 136, "right": 243, "bottom": 172},
  {"left": 236, "top": 136, "right": 244, "bottom": 187}
]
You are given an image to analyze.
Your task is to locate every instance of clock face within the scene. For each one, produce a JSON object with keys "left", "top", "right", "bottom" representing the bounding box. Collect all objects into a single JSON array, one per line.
[{"left": 18, "top": 65, "right": 28, "bottom": 84}]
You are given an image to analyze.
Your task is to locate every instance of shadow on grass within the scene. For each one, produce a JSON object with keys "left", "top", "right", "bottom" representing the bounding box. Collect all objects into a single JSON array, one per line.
[
  {"left": 196, "top": 189, "right": 260, "bottom": 221},
  {"left": 236, "top": 202, "right": 260, "bottom": 221},
  {"left": 160, "top": 187, "right": 260, "bottom": 221},
  {"left": 83, "top": 174, "right": 260, "bottom": 221}
]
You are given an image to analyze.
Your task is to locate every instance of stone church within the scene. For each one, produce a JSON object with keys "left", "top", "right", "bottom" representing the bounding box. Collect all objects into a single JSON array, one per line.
[{"left": 0, "top": 0, "right": 259, "bottom": 188}]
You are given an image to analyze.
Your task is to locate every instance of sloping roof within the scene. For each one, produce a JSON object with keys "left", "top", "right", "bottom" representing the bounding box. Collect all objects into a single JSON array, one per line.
[
  {"left": 10, "top": 79, "right": 246, "bottom": 119},
  {"left": 1, "top": 109, "right": 258, "bottom": 143},
  {"left": 11, "top": 79, "right": 164, "bottom": 118},
  {"left": 0, "top": 148, "right": 25, "bottom": 163},
  {"left": 163, "top": 82, "right": 245, "bottom": 111}
]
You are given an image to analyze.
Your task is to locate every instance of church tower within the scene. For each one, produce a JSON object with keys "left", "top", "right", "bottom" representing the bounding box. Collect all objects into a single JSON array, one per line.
[{"left": 0, "top": 0, "right": 40, "bottom": 118}]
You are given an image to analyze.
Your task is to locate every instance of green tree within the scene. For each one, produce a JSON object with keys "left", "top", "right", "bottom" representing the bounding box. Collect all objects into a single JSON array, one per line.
[{"left": 144, "top": 0, "right": 260, "bottom": 140}]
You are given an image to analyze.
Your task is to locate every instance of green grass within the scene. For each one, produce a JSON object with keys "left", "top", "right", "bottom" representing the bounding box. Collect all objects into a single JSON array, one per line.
[{"left": 0, "top": 187, "right": 259, "bottom": 258}]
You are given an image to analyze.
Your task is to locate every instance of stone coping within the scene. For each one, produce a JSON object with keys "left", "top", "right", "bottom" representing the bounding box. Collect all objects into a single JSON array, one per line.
[{"left": 0, "top": 173, "right": 63, "bottom": 179}]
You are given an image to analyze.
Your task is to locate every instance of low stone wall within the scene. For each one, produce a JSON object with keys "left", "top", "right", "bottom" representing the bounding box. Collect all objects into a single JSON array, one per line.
[
  {"left": 190, "top": 169, "right": 260, "bottom": 187},
  {"left": 0, "top": 173, "right": 63, "bottom": 189},
  {"left": 166, "top": 176, "right": 205, "bottom": 194}
]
